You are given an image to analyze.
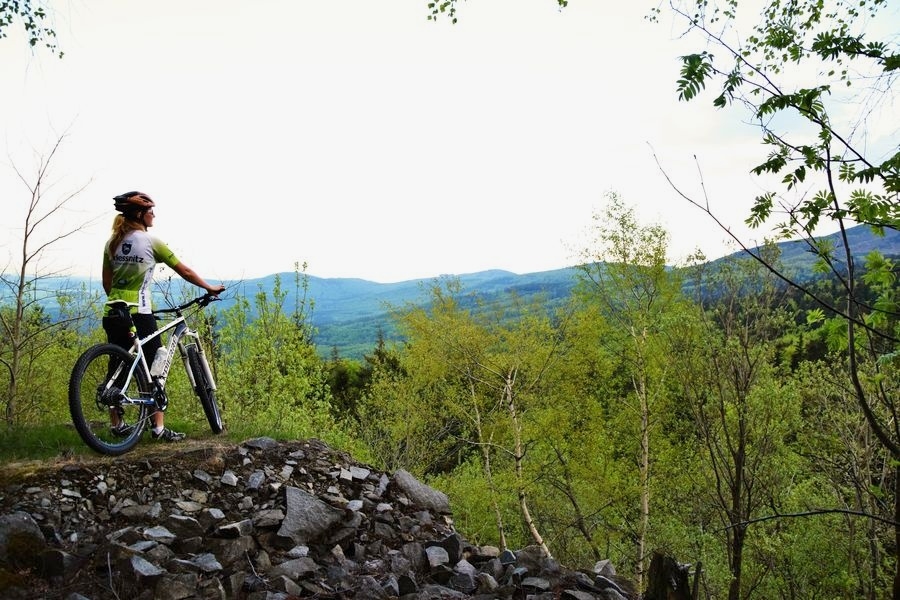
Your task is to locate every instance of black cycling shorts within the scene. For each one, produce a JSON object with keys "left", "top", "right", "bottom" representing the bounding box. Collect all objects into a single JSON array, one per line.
[{"left": 102, "top": 312, "right": 162, "bottom": 360}]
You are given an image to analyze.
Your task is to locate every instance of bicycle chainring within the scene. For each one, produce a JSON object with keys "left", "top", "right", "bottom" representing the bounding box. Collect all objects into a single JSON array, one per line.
[{"left": 153, "top": 387, "right": 169, "bottom": 412}]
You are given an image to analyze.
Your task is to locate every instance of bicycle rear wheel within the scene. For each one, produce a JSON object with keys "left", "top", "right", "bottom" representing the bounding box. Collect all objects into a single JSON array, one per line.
[
  {"left": 186, "top": 344, "right": 224, "bottom": 434},
  {"left": 69, "top": 343, "right": 153, "bottom": 455}
]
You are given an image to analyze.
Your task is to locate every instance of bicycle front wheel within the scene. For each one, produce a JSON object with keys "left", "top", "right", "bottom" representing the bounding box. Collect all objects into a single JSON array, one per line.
[
  {"left": 69, "top": 343, "right": 153, "bottom": 455},
  {"left": 186, "top": 344, "right": 224, "bottom": 434}
]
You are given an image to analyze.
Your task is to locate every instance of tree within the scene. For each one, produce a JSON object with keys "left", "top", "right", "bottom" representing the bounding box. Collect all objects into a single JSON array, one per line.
[
  {"left": 677, "top": 246, "right": 805, "bottom": 599},
  {"left": 532, "top": 306, "right": 625, "bottom": 567},
  {"left": 653, "top": 0, "right": 900, "bottom": 593},
  {"left": 0, "top": 1, "right": 61, "bottom": 56},
  {"left": 426, "top": 0, "right": 896, "bottom": 588},
  {"left": 0, "top": 134, "right": 95, "bottom": 426},
  {"left": 216, "top": 273, "right": 334, "bottom": 439},
  {"left": 576, "top": 193, "right": 688, "bottom": 590},
  {"left": 792, "top": 359, "right": 894, "bottom": 598},
  {"left": 365, "top": 278, "right": 568, "bottom": 556}
]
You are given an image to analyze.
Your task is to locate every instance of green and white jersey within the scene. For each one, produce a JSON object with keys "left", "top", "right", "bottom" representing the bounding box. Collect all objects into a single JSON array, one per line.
[{"left": 103, "top": 230, "right": 180, "bottom": 314}]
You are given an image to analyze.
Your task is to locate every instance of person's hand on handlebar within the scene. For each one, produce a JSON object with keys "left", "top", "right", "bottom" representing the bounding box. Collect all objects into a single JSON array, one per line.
[{"left": 206, "top": 284, "right": 226, "bottom": 296}]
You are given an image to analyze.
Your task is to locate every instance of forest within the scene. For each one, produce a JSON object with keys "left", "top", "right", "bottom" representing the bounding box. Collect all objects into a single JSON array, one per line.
[
  {"left": 2, "top": 0, "right": 898, "bottom": 598},
  {"left": 1, "top": 193, "right": 898, "bottom": 599}
]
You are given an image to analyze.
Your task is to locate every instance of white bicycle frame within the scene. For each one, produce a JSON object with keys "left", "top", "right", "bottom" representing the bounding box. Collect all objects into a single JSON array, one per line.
[{"left": 107, "top": 307, "right": 216, "bottom": 406}]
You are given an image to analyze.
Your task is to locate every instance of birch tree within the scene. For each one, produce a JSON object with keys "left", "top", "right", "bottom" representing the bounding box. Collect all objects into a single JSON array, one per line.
[{"left": 576, "top": 193, "right": 686, "bottom": 589}]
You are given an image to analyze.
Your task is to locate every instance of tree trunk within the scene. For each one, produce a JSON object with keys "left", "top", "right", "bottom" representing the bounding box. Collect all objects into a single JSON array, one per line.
[
  {"left": 637, "top": 370, "right": 650, "bottom": 591},
  {"left": 728, "top": 435, "right": 747, "bottom": 600},
  {"left": 482, "top": 440, "right": 508, "bottom": 550},
  {"left": 505, "top": 369, "right": 551, "bottom": 557},
  {"left": 728, "top": 525, "right": 746, "bottom": 600},
  {"left": 893, "top": 464, "right": 900, "bottom": 600},
  {"left": 466, "top": 378, "right": 508, "bottom": 550},
  {"left": 553, "top": 447, "right": 601, "bottom": 560},
  {"left": 645, "top": 552, "right": 691, "bottom": 600}
]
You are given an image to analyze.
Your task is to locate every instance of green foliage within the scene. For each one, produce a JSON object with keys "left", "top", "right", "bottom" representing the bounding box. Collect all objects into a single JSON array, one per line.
[
  {"left": 677, "top": 53, "right": 713, "bottom": 101},
  {"left": 426, "top": 0, "right": 568, "bottom": 25},
  {"left": 215, "top": 274, "right": 338, "bottom": 442},
  {"left": 861, "top": 252, "right": 898, "bottom": 332},
  {"left": 324, "top": 331, "right": 411, "bottom": 440},
  {"left": 325, "top": 351, "right": 367, "bottom": 417},
  {"left": 575, "top": 194, "right": 708, "bottom": 584},
  {"left": 672, "top": 249, "right": 818, "bottom": 597},
  {"left": 665, "top": 0, "right": 898, "bottom": 243},
  {"left": 360, "top": 279, "right": 500, "bottom": 474},
  {"left": 0, "top": 288, "right": 99, "bottom": 426},
  {"left": 522, "top": 322, "right": 635, "bottom": 566},
  {"left": 357, "top": 375, "right": 434, "bottom": 470},
  {"left": 654, "top": 1, "right": 899, "bottom": 585},
  {"left": 0, "top": 0, "right": 61, "bottom": 56},
  {"left": 792, "top": 359, "right": 894, "bottom": 595},
  {"left": 0, "top": 235, "right": 895, "bottom": 595},
  {"left": 357, "top": 276, "right": 589, "bottom": 560},
  {"left": 429, "top": 457, "right": 520, "bottom": 546}
]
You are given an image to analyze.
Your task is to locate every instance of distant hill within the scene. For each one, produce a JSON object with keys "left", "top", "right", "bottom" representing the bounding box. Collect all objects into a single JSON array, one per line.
[
  {"left": 15, "top": 224, "right": 900, "bottom": 361},
  {"left": 228, "top": 267, "right": 580, "bottom": 359},
  {"left": 232, "top": 224, "right": 897, "bottom": 359},
  {"left": 719, "top": 224, "right": 900, "bottom": 272}
]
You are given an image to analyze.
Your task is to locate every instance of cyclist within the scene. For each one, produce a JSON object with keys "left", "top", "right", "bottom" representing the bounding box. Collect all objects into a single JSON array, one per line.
[{"left": 102, "top": 191, "right": 225, "bottom": 442}]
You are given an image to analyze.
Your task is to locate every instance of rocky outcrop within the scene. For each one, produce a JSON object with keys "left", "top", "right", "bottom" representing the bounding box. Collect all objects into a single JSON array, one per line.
[{"left": 0, "top": 438, "right": 637, "bottom": 599}]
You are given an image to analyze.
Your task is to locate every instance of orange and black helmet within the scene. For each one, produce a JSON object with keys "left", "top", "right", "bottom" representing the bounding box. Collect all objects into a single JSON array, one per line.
[{"left": 113, "top": 191, "right": 155, "bottom": 215}]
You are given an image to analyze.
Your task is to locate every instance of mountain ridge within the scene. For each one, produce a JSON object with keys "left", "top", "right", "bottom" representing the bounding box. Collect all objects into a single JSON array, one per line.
[{"left": 17, "top": 224, "right": 900, "bottom": 360}]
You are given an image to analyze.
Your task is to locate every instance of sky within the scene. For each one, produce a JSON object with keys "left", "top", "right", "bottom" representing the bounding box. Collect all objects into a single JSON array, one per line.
[{"left": 1, "top": 1, "right": 894, "bottom": 284}]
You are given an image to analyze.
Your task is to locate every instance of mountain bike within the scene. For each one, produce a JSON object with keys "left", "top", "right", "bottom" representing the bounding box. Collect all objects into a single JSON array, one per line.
[{"left": 69, "top": 292, "right": 224, "bottom": 455}]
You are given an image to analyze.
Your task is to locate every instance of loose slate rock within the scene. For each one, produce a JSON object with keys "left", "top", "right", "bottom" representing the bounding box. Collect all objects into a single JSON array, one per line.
[
  {"left": 392, "top": 469, "right": 451, "bottom": 514},
  {"left": 0, "top": 438, "right": 640, "bottom": 600}
]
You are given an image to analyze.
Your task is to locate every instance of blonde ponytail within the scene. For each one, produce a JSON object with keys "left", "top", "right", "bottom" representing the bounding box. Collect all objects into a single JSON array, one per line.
[{"left": 107, "top": 214, "right": 144, "bottom": 259}]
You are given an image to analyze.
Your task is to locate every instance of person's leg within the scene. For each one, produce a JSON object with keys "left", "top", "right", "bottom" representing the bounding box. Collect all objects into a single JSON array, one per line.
[
  {"left": 102, "top": 310, "right": 135, "bottom": 431},
  {"left": 133, "top": 314, "right": 184, "bottom": 441},
  {"left": 132, "top": 313, "right": 162, "bottom": 364},
  {"left": 132, "top": 314, "right": 165, "bottom": 429}
]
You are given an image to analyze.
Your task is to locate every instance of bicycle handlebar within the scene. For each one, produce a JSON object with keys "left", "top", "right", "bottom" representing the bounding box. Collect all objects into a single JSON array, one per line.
[{"left": 153, "top": 291, "right": 223, "bottom": 316}]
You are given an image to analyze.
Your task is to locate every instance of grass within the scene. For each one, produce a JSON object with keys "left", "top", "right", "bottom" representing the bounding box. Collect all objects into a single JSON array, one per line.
[
  {"left": 0, "top": 417, "right": 373, "bottom": 468},
  {"left": 0, "top": 423, "right": 88, "bottom": 461},
  {"left": 0, "top": 421, "right": 248, "bottom": 463}
]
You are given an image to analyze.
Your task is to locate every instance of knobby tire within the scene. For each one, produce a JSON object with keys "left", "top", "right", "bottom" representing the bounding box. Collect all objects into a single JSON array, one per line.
[
  {"left": 69, "top": 343, "right": 153, "bottom": 456},
  {"left": 187, "top": 344, "right": 224, "bottom": 434}
]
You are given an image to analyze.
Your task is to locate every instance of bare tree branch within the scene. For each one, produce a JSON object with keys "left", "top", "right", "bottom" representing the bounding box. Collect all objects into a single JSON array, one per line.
[
  {"left": 649, "top": 146, "right": 897, "bottom": 345},
  {"left": 1, "top": 133, "right": 94, "bottom": 425},
  {"left": 721, "top": 507, "right": 899, "bottom": 530}
]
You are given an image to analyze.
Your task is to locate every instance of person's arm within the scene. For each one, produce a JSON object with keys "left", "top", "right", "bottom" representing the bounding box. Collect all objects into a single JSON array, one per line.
[
  {"left": 102, "top": 260, "right": 112, "bottom": 295},
  {"left": 172, "top": 262, "right": 225, "bottom": 294}
]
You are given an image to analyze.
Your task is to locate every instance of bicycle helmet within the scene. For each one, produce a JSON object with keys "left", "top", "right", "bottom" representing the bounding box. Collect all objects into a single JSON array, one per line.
[{"left": 113, "top": 191, "right": 155, "bottom": 215}]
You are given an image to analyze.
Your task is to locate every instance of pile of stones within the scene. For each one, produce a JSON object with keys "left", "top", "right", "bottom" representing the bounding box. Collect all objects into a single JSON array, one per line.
[{"left": 0, "top": 437, "right": 636, "bottom": 600}]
